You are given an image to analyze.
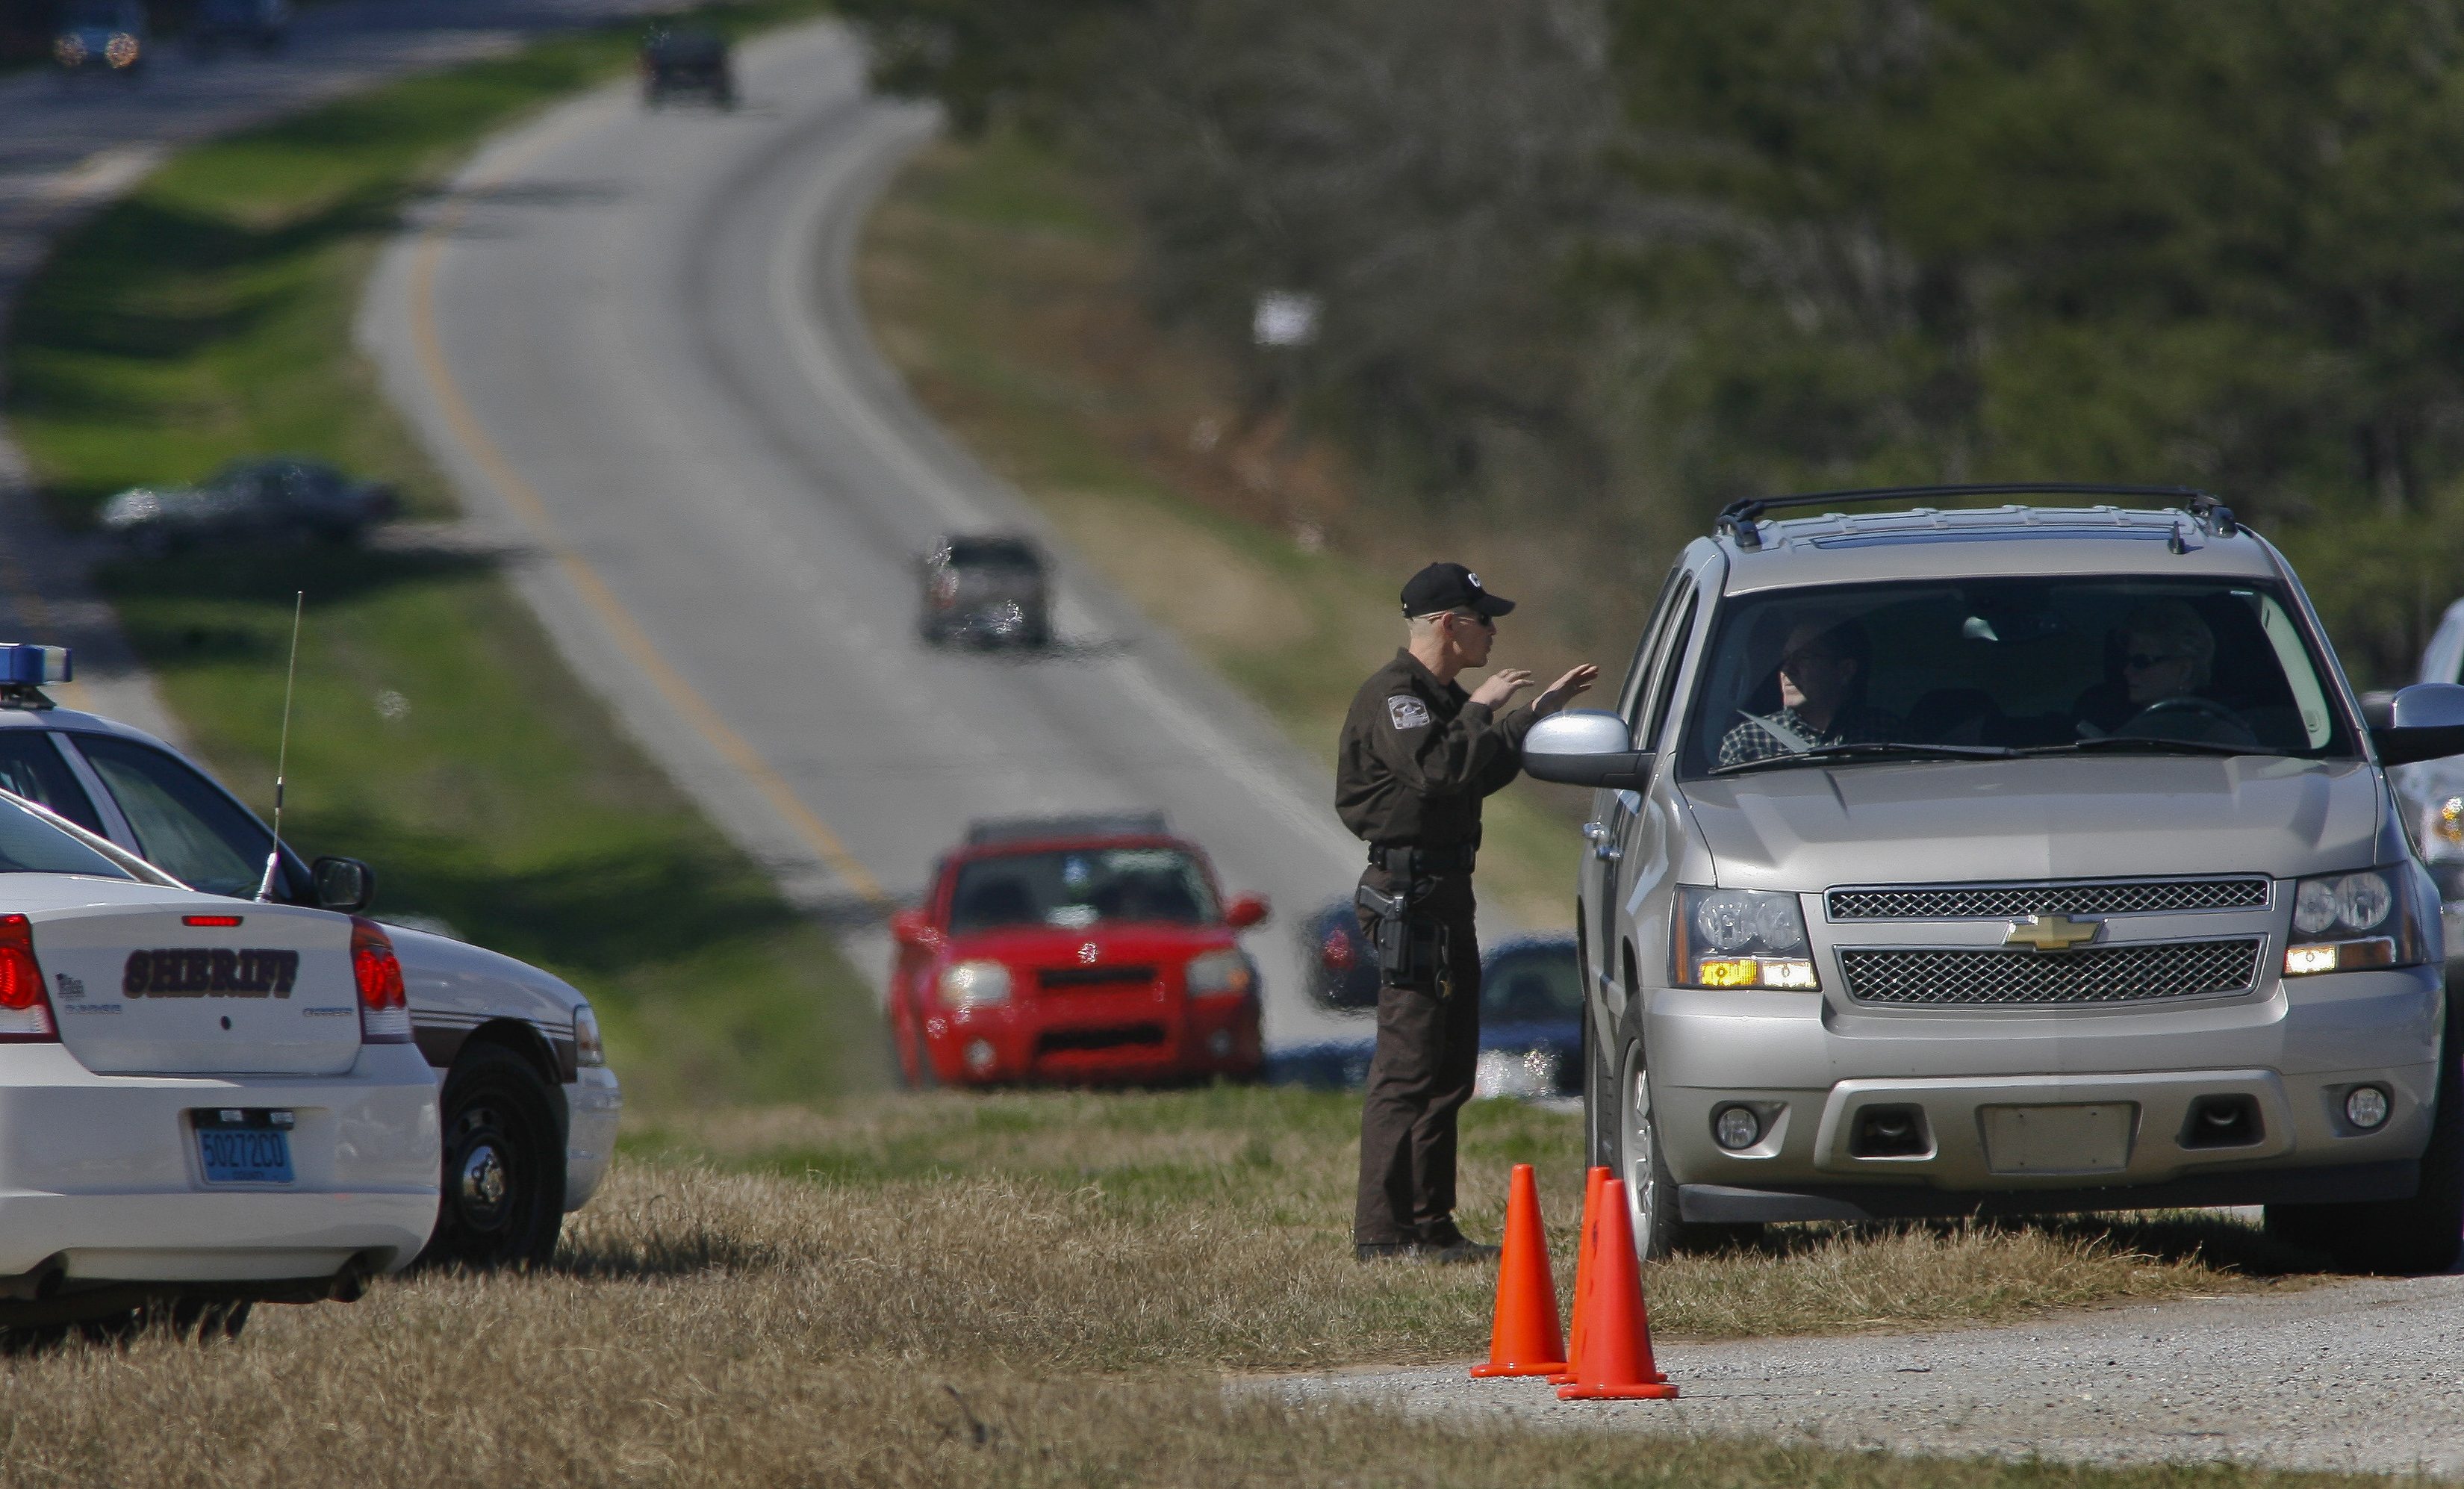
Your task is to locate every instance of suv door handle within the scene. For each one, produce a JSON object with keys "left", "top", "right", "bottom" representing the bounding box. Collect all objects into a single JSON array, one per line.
[
  {"left": 1581, "top": 822, "right": 1610, "bottom": 842},
  {"left": 1581, "top": 822, "right": 1621, "bottom": 862}
]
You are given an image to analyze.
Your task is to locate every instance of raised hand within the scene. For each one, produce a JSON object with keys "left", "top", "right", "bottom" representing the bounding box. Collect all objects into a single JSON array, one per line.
[
  {"left": 1532, "top": 664, "right": 1600, "bottom": 717},
  {"left": 1469, "top": 668, "right": 1534, "bottom": 710}
]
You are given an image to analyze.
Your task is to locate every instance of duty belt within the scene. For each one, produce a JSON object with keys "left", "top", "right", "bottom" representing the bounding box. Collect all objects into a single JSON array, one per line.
[{"left": 1368, "top": 843, "right": 1475, "bottom": 875}]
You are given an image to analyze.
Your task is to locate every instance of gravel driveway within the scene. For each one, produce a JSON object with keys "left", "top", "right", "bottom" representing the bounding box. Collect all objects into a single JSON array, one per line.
[{"left": 1265, "top": 1272, "right": 2464, "bottom": 1479}]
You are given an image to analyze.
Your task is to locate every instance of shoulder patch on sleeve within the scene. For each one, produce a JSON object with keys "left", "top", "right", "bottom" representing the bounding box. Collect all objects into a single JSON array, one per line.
[{"left": 1387, "top": 694, "right": 1432, "bottom": 730}]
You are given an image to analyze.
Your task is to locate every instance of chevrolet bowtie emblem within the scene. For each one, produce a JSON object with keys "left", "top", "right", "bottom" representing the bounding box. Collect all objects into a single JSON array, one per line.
[{"left": 2004, "top": 914, "right": 2100, "bottom": 952}]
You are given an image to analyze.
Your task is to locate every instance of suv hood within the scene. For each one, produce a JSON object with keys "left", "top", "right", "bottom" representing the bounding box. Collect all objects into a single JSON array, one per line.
[{"left": 1683, "top": 756, "right": 2381, "bottom": 889}]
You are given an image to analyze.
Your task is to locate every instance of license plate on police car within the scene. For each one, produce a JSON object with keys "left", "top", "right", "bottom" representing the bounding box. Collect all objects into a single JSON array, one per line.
[{"left": 194, "top": 1110, "right": 294, "bottom": 1184}]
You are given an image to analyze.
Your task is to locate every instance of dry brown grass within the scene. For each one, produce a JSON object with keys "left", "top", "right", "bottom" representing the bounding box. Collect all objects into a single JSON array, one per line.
[
  {"left": 630, "top": 1089, "right": 2310, "bottom": 1348},
  {"left": 0, "top": 1137, "right": 2352, "bottom": 1489}
]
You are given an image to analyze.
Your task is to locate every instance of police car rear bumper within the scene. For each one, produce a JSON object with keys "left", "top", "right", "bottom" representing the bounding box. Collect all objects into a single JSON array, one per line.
[{"left": 0, "top": 1042, "right": 438, "bottom": 1281}]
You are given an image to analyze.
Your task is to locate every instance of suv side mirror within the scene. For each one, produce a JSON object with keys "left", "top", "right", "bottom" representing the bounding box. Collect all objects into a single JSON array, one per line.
[
  {"left": 1522, "top": 709, "right": 1655, "bottom": 789},
  {"left": 311, "top": 855, "right": 375, "bottom": 914},
  {"left": 2374, "top": 683, "right": 2464, "bottom": 767},
  {"left": 889, "top": 907, "right": 936, "bottom": 946},
  {"left": 1225, "top": 894, "right": 1269, "bottom": 930}
]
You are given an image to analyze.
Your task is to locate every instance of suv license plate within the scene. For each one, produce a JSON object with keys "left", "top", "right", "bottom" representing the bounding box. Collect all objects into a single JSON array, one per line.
[
  {"left": 1980, "top": 1102, "right": 2135, "bottom": 1175},
  {"left": 195, "top": 1110, "right": 295, "bottom": 1185}
]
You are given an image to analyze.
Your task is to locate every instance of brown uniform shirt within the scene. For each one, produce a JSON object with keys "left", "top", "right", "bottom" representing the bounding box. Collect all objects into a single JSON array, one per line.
[{"left": 1335, "top": 649, "right": 1537, "bottom": 850}]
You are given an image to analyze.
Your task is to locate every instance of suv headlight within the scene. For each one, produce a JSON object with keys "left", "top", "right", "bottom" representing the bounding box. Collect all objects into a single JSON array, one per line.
[
  {"left": 1673, "top": 887, "right": 1818, "bottom": 990},
  {"left": 936, "top": 960, "right": 1012, "bottom": 1009},
  {"left": 573, "top": 1003, "right": 605, "bottom": 1067},
  {"left": 2285, "top": 867, "right": 2427, "bottom": 975},
  {"left": 1186, "top": 948, "right": 1255, "bottom": 998}
]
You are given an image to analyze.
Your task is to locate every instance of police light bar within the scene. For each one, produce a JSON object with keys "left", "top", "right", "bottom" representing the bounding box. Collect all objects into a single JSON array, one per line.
[{"left": 0, "top": 645, "right": 71, "bottom": 686}]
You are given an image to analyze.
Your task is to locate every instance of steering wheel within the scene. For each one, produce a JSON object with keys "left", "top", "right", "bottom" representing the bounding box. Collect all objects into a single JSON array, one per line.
[{"left": 2117, "top": 694, "right": 2253, "bottom": 742}]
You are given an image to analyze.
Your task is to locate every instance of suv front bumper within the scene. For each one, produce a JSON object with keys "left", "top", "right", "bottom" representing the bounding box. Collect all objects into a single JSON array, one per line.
[{"left": 1646, "top": 966, "right": 2443, "bottom": 1222}]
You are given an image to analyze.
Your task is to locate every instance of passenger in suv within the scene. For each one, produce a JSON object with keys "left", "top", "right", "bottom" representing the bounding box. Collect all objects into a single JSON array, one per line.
[{"left": 1526, "top": 485, "right": 2464, "bottom": 1273}]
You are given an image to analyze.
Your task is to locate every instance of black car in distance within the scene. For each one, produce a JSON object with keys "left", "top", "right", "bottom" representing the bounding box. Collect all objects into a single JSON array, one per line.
[
  {"left": 918, "top": 535, "right": 1052, "bottom": 649},
  {"left": 640, "top": 24, "right": 735, "bottom": 109},
  {"left": 98, "top": 456, "right": 398, "bottom": 554}
]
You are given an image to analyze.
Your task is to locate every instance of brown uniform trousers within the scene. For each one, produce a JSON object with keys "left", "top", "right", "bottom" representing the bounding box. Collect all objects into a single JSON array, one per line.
[{"left": 1351, "top": 868, "right": 1483, "bottom": 1246}]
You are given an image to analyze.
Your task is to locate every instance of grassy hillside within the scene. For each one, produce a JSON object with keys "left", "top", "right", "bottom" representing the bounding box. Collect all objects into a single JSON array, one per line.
[
  {"left": 858, "top": 130, "right": 1595, "bottom": 930},
  {"left": 4, "top": 2, "right": 881, "bottom": 1109}
]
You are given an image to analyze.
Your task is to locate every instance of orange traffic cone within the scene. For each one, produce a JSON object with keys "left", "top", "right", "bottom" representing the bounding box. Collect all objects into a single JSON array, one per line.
[
  {"left": 1468, "top": 1163, "right": 1566, "bottom": 1378},
  {"left": 1549, "top": 1166, "right": 1611, "bottom": 1385},
  {"left": 1555, "top": 1178, "right": 1677, "bottom": 1400}
]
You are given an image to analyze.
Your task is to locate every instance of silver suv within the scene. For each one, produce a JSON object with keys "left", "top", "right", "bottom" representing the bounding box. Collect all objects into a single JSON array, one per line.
[{"left": 1526, "top": 485, "right": 2464, "bottom": 1272}]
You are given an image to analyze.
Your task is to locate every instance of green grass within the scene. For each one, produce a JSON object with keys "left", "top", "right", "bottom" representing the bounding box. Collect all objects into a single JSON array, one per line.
[{"left": 4, "top": 2, "right": 880, "bottom": 1110}]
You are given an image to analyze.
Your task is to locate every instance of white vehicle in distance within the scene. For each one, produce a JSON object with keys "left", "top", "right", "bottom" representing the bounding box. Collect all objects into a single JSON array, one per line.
[
  {"left": 0, "top": 763, "right": 435, "bottom": 1341},
  {"left": 0, "top": 646, "right": 618, "bottom": 1270}
]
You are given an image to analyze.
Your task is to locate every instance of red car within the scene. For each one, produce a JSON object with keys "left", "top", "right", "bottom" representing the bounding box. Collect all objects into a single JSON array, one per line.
[{"left": 889, "top": 814, "right": 1269, "bottom": 1087}]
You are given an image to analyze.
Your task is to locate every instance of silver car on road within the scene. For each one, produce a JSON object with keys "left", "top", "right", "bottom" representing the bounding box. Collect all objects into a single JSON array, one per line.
[{"left": 1527, "top": 485, "right": 2464, "bottom": 1272}]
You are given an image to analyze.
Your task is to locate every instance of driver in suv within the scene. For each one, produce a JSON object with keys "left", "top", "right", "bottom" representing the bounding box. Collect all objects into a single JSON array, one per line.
[{"left": 1528, "top": 485, "right": 2464, "bottom": 1274}]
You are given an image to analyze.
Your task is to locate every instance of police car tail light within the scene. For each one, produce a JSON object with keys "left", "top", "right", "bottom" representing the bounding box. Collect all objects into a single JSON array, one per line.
[
  {"left": 936, "top": 960, "right": 1011, "bottom": 1010},
  {"left": 0, "top": 916, "right": 57, "bottom": 1042},
  {"left": 1673, "top": 887, "right": 1818, "bottom": 992},
  {"left": 2284, "top": 867, "right": 2425, "bottom": 976},
  {"left": 350, "top": 917, "right": 412, "bottom": 1043},
  {"left": 1186, "top": 948, "right": 1254, "bottom": 998}
]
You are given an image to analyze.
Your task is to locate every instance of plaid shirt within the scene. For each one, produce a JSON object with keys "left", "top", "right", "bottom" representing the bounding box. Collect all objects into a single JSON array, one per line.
[{"left": 1716, "top": 703, "right": 1902, "bottom": 770}]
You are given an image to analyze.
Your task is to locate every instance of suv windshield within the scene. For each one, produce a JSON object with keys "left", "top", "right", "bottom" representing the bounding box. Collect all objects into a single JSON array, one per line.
[
  {"left": 948, "top": 847, "right": 1219, "bottom": 933},
  {"left": 1678, "top": 576, "right": 2354, "bottom": 778}
]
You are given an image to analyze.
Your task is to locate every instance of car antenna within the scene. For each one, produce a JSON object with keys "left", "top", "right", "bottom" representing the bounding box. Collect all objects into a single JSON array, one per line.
[{"left": 254, "top": 591, "right": 302, "bottom": 904}]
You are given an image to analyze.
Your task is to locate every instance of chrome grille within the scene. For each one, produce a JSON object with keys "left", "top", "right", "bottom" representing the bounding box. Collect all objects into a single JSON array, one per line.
[
  {"left": 1828, "top": 878, "right": 2267, "bottom": 920},
  {"left": 1839, "top": 939, "right": 2262, "bottom": 1006}
]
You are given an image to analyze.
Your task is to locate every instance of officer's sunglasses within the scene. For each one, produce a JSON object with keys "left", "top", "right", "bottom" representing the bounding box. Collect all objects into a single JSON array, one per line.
[{"left": 1446, "top": 609, "right": 1495, "bottom": 631}]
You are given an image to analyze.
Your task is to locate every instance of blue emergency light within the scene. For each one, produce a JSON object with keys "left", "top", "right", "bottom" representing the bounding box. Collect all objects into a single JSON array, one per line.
[{"left": 0, "top": 644, "right": 71, "bottom": 686}]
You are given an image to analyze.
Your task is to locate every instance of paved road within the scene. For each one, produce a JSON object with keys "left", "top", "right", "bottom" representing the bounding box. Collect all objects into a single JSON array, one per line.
[
  {"left": 1273, "top": 1273, "right": 2464, "bottom": 1479},
  {"left": 359, "top": 21, "right": 1372, "bottom": 1049},
  {"left": 0, "top": 0, "right": 671, "bottom": 741}
]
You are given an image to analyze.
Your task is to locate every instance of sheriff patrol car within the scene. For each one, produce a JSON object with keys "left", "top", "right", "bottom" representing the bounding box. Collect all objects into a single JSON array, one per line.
[{"left": 0, "top": 646, "right": 617, "bottom": 1277}]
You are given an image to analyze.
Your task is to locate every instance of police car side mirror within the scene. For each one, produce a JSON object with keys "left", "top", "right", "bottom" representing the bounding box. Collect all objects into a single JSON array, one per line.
[
  {"left": 1522, "top": 709, "right": 1654, "bottom": 789},
  {"left": 311, "top": 856, "right": 375, "bottom": 914},
  {"left": 2374, "top": 683, "right": 2464, "bottom": 767}
]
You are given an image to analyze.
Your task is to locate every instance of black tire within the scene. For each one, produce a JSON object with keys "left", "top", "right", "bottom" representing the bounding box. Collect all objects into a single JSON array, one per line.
[
  {"left": 420, "top": 1045, "right": 564, "bottom": 1271},
  {"left": 902, "top": 1013, "right": 938, "bottom": 1090},
  {"left": 2265, "top": 999, "right": 2464, "bottom": 1274}
]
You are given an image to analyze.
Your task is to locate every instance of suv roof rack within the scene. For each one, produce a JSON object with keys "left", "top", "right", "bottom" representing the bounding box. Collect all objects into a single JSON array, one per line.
[
  {"left": 964, "top": 811, "right": 1169, "bottom": 847},
  {"left": 1715, "top": 482, "right": 2238, "bottom": 551}
]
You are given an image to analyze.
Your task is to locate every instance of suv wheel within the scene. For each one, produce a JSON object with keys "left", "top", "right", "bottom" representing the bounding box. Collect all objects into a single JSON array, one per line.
[
  {"left": 1614, "top": 1040, "right": 1685, "bottom": 1261},
  {"left": 2265, "top": 1000, "right": 2464, "bottom": 1274},
  {"left": 419, "top": 1045, "right": 565, "bottom": 1272}
]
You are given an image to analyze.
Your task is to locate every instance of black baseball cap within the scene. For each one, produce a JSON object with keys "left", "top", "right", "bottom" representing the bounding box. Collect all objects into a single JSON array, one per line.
[{"left": 1401, "top": 562, "right": 1515, "bottom": 618}]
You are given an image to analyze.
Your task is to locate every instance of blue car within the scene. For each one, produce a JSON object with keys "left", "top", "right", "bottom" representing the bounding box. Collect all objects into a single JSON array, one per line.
[{"left": 1270, "top": 914, "right": 1581, "bottom": 1098}]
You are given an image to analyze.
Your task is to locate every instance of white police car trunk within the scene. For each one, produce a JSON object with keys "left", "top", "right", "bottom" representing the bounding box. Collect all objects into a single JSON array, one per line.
[
  {"left": 0, "top": 878, "right": 436, "bottom": 1297},
  {"left": 0, "top": 645, "right": 435, "bottom": 1312}
]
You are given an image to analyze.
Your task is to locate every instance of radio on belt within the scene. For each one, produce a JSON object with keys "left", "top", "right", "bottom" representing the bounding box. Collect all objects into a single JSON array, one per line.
[{"left": 0, "top": 644, "right": 71, "bottom": 709}]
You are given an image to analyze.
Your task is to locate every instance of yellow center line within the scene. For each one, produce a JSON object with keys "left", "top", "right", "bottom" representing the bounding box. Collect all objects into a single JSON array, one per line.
[{"left": 403, "top": 120, "right": 887, "bottom": 907}]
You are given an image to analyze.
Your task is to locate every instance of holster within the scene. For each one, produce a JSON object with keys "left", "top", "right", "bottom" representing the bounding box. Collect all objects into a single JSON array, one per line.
[{"left": 1355, "top": 850, "right": 1449, "bottom": 995}]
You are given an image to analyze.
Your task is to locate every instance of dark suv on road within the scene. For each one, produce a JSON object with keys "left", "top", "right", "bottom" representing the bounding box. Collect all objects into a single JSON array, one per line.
[{"left": 918, "top": 535, "right": 1051, "bottom": 649}]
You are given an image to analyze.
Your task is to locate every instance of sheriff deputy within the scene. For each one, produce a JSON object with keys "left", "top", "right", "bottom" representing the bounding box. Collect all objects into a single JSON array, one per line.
[{"left": 1336, "top": 562, "right": 1596, "bottom": 1263}]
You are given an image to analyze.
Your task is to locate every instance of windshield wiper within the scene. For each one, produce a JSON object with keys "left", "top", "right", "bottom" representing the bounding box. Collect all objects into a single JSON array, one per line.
[
  {"left": 2023, "top": 736, "right": 2296, "bottom": 759},
  {"left": 1711, "top": 741, "right": 2020, "bottom": 776}
]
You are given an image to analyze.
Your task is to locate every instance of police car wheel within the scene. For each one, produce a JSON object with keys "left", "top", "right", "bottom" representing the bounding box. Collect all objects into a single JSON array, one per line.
[{"left": 420, "top": 1047, "right": 564, "bottom": 1272}]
